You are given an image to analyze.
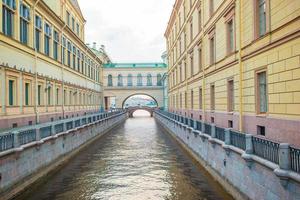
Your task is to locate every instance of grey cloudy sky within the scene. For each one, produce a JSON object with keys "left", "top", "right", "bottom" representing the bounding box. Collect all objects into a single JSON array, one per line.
[{"left": 78, "top": 0, "right": 174, "bottom": 63}]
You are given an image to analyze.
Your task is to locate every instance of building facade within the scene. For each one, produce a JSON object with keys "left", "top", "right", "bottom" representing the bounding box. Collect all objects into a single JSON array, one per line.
[
  {"left": 0, "top": 0, "right": 105, "bottom": 130},
  {"left": 103, "top": 63, "right": 167, "bottom": 109},
  {"left": 165, "top": 0, "right": 300, "bottom": 145}
]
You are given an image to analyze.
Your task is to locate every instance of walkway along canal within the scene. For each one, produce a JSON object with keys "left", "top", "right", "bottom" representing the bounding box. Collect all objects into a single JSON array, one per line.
[{"left": 14, "top": 112, "right": 233, "bottom": 200}]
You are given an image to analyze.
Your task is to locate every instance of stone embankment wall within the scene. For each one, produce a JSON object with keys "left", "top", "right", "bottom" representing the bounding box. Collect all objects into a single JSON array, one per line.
[
  {"left": 155, "top": 112, "right": 300, "bottom": 200},
  {"left": 0, "top": 111, "right": 127, "bottom": 200}
]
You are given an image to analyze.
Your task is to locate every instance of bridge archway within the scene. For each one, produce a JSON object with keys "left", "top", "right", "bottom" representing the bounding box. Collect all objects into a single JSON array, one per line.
[{"left": 123, "top": 94, "right": 157, "bottom": 118}]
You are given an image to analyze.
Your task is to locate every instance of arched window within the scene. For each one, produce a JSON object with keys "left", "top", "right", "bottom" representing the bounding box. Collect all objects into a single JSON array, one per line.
[
  {"left": 137, "top": 74, "right": 143, "bottom": 86},
  {"left": 147, "top": 74, "right": 152, "bottom": 86},
  {"left": 157, "top": 74, "right": 162, "bottom": 86},
  {"left": 127, "top": 74, "right": 133, "bottom": 86},
  {"left": 108, "top": 74, "right": 113, "bottom": 86},
  {"left": 118, "top": 74, "right": 123, "bottom": 86}
]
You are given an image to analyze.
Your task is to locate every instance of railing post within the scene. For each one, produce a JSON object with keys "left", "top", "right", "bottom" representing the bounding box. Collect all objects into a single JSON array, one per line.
[
  {"left": 245, "top": 134, "right": 253, "bottom": 154},
  {"left": 279, "top": 143, "right": 291, "bottom": 171},
  {"left": 36, "top": 127, "right": 41, "bottom": 141},
  {"left": 51, "top": 124, "right": 55, "bottom": 136},
  {"left": 211, "top": 124, "right": 216, "bottom": 138},
  {"left": 193, "top": 120, "right": 197, "bottom": 130},
  {"left": 225, "top": 128, "right": 231, "bottom": 145},
  {"left": 201, "top": 121, "right": 205, "bottom": 133},
  {"left": 13, "top": 131, "right": 20, "bottom": 148},
  {"left": 63, "top": 121, "right": 67, "bottom": 132}
]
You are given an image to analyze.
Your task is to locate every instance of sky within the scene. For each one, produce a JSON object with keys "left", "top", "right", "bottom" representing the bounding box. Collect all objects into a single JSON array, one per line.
[{"left": 78, "top": 0, "right": 174, "bottom": 63}]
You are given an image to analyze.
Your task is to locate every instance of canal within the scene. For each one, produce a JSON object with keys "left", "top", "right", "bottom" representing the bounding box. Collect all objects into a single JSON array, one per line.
[{"left": 14, "top": 111, "right": 233, "bottom": 200}]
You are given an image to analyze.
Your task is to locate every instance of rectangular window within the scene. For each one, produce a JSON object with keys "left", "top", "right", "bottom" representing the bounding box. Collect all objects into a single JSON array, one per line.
[
  {"left": 185, "top": 92, "right": 187, "bottom": 109},
  {"left": 8, "top": 80, "right": 14, "bottom": 106},
  {"left": 210, "top": 84, "right": 215, "bottom": 111},
  {"left": 56, "top": 88, "right": 59, "bottom": 105},
  {"left": 44, "top": 23, "right": 51, "bottom": 56},
  {"left": 66, "top": 11, "right": 70, "bottom": 26},
  {"left": 209, "top": 0, "right": 214, "bottom": 16},
  {"left": 72, "top": 17, "right": 75, "bottom": 31},
  {"left": 198, "top": 10, "right": 201, "bottom": 31},
  {"left": 227, "top": 20, "right": 234, "bottom": 54},
  {"left": 257, "top": 71, "right": 268, "bottom": 113},
  {"left": 198, "top": 48, "right": 202, "bottom": 71},
  {"left": 258, "top": 0, "right": 266, "bottom": 37},
  {"left": 210, "top": 36, "right": 215, "bottom": 64},
  {"left": 199, "top": 87, "right": 203, "bottom": 110},
  {"left": 73, "top": 46, "right": 76, "bottom": 69},
  {"left": 67, "top": 42, "right": 71, "bottom": 67},
  {"left": 227, "top": 79, "right": 234, "bottom": 112},
  {"left": 20, "top": 3, "right": 30, "bottom": 45},
  {"left": 76, "top": 23, "right": 80, "bottom": 35},
  {"left": 35, "top": 15, "right": 42, "bottom": 52},
  {"left": 77, "top": 50, "right": 80, "bottom": 71},
  {"left": 2, "top": 0, "right": 16, "bottom": 37},
  {"left": 38, "top": 85, "right": 41, "bottom": 106},
  {"left": 47, "top": 87, "right": 51, "bottom": 105},
  {"left": 53, "top": 30, "right": 59, "bottom": 60},
  {"left": 191, "top": 90, "right": 194, "bottom": 109},
  {"left": 62, "top": 37, "right": 66, "bottom": 65},
  {"left": 25, "top": 82, "right": 30, "bottom": 106},
  {"left": 190, "top": 20, "right": 193, "bottom": 42},
  {"left": 190, "top": 53, "right": 194, "bottom": 76}
]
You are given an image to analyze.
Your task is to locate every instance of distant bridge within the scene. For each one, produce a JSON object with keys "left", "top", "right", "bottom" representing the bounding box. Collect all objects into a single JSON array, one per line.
[{"left": 126, "top": 106, "right": 156, "bottom": 117}]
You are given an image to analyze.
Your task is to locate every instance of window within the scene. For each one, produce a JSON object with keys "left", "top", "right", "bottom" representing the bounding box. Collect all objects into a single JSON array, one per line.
[
  {"left": 147, "top": 74, "right": 152, "bottom": 86},
  {"left": 20, "top": 3, "right": 30, "bottom": 45},
  {"left": 226, "top": 20, "right": 234, "bottom": 54},
  {"left": 35, "top": 15, "right": 42, "bottom": 52},
  {"left": 8, "top": 79, "right": 15, "bottom": 106},
  {"left": 257, "top": 125, "right": 266, "bottom": 136},
  {"left": 209, "top": 0, "right": 214, "bottom": 16},
  {"left": 56, "top": 88, "right": 59, "bottom": 105},
  {"left": 2, "top": 0, "right": 16, "bottom": 37},
  {"left": 62, "top": 37, "right": 66, "bottom": 64},
  {"left": 210, "top": 84, "right": 215, "bottom": 111},
  {"left": 198, "top": 10, "right": 201, "bottom": 31},
  {"left": 67, "top": 42, "right": 71, "bottom": 67},
  {"left": 190, "top": 20, "right": 193, "bottom": 42},
  {"left": 180, "top": 93, "right": 182, "bottom": 108},
  {"left": 66, "top": 11, "right": 70, "bottom": 26},
  {"left": 198, "top": 47, "right": 202, "bottom": 71},
  {"left": 81, "top": 53, "right": 84, "bottom": 73},
  {"left": 69, "top": 91, "right": 72, "bottom": 105},
  {"left": 256, "top": 71, "right": 268, "bottom": 113},
  {"left": 157, "top": 74, "right": 162, "bottom": 86},
  {"left": 117, "top": 74, "right": 123, "bottom": 86},
  {"left": 24, "top": 82, "right": 30, "bottom": 106},
  {"left": 53, "top": 30, "right": 59, "bottom": 60},
  {"left": 257, "top": 0, "right": 267, "bottom": 37},
  {"left": 191, "top": 90, "right": 194, "bottom": 109},
  {"left": 190, "top": 52, "right": 194, "bottom": 76},
  {"left": 44, "top": 23, "right": 51, "bottom": 56},
  {"left": 184, "top": 92, "right": 187, "bottom": 109},
  {"left": 77, "top": 50, "right": 80, "bottom": 71},
  {"left": 127, "top": 74, "right": 133, "bottom": 86},
  {"left": 73, "top": 46, "right": 76, "bottom": 69},
  {"left": 199, "top": 87, "right": 203, "bottom": 109},
  {"left": 38, "top": 85, "right": 42, "bottom": 105},
  {"left": 227, "top": 79, "right": 234, "bottom": 112},
  {"left": 209, "top": 35, "right": 216, "bottom": 64},
  {"left": 47, "top": 86, "right": 52, "bottom": 105},
  {"left": 137, "top": 74, "right": 143, "bottom": 86},
  {"left": 72, "top": 17, "right": 75, "bottom": 31},
  {"left": 76, "top": 23, "right": 80, "bottom": 36}
]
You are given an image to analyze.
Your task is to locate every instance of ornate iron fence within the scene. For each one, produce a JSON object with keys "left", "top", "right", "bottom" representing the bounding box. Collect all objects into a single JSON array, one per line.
[
  {"left": 55, "top": 123, "right": 64, "bottom": 134},
  {"left": 40, "top": 126, "right": 52, "bottom": 139},
  {"left": 230, "top": 130, "right": 246, "bottom": 150},
  {"left": 0, "top": 134, "right": 14, "bottom": 151},
  {"left": 204, "top": 123, "right": 211, "bottom": 135},
  {"left": 290, "top": 146, "right": 300, "bottom": 173},
  {"left": 216, "top": 126, "right": 225, "bottom": 141},
  {"left": 252, "top": 136, "right": 279, "bottom": 164},
  {"left": 66, "top": 121, "right": 73, "bottom": 130},
  {"left": 75, "top": 119, "right": 81, "bottom": 128},
  {"left": 19, "top": 129, "right": 37, "bottom": 145}
]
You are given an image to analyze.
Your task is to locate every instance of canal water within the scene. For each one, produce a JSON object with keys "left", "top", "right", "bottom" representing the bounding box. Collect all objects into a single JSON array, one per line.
[{"left": 14, "top": 111, "right": 233, "bottom": 200}]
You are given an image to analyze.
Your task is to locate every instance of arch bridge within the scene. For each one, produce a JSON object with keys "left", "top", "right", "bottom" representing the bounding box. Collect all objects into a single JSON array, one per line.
[
  {"left": 126, "top": 106, "right": 156, "bottom": 117},
  {"left": 103, "top": 63, "right": 167, "bottom": 110}
]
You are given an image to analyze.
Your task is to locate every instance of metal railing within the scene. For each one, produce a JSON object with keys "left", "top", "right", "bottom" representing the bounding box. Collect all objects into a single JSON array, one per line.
[
  {"left": 40, "top": 126, "right": 52, "bottom": 139},
  {"left": 19, "top": 129, "right": 37, "bottom": 145},
  {"left": 155, "top": 110, "right": 300, "bottom": 174},
  {"left": 0, "top": 110, "right": 124, "bottom": 153},
  {"left": 230, "top": 130, "right": 246, "bottom": 150},
  {"left": 290, "top": 146, "right": 300, "bottom": 173},
  {"left": 0, "top": 134, "right": 14, "bottom": 151},
  {"left": 204, "top": 123, "right": 211, "bottom": 135},
  {"left": 252, "top": 136, "right": 280, "bottom": 164},
  {"left": 216, "top": 126, "right": 225, "bottom": 142}
]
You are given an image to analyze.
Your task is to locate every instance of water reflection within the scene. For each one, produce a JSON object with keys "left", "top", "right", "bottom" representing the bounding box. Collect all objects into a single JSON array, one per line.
[{"left": 14, "top": 111, "right": 233, "bottom": 200}]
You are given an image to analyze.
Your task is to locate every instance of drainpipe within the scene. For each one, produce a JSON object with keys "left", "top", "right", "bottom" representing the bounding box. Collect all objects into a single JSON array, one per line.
[
  {"left": 33, "top": 0, "right": 41, "bottom": 124},
  {"left": 238, "top": 0, "right": 243, "bottom": 132},
  {"left": 61, "top": 24, "right": 67, "bottom": 118}
]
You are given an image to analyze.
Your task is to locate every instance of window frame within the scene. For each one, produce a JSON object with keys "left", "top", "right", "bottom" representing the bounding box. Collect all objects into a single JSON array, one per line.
[
  {"left": 227, "top": 78, "right": 234, "bottom": 112},
  {"left": 255, "top": 68, "right": 268, "bottom": 114}
]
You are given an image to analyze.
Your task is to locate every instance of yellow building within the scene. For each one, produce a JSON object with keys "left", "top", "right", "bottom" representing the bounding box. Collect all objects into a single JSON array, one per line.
[
  {"left": 0, "top": 0, "right": 105, "bottom": 130},
  {"left": 165, "top": 0, "right": 300, "bottom": 145}
]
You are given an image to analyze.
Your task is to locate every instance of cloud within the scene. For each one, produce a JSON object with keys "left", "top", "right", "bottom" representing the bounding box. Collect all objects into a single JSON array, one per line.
[{"left": 78, "top": 0, "right": 174, "bottom": 62}]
